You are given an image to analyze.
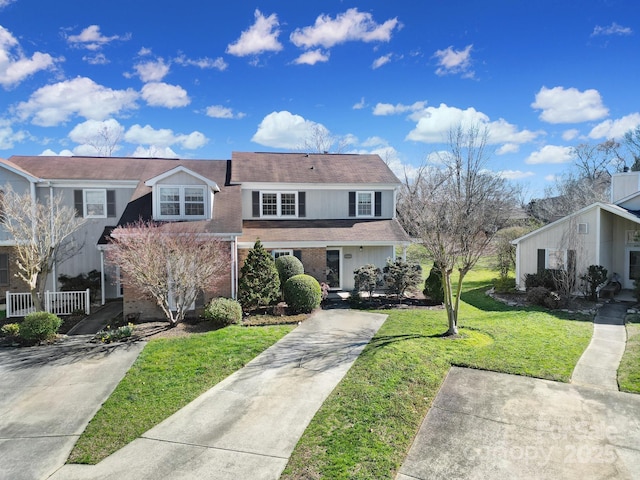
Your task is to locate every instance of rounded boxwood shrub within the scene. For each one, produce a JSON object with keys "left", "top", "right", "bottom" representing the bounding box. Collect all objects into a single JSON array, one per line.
[
  {"left": 19, "top": 311, "right": 62, "bottom": 343},
  {"left": 284, "top": 274, "right": 322, "bottom": 314},
  {"left": 204, "top": 297, "right": 243, "bottom": 326},
  {"left": 275, "top": 255, "right": 304, "bottom": 286}
]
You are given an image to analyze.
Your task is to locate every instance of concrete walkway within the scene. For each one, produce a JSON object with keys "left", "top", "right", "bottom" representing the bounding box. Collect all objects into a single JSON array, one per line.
[
  {"left": 0, "top": 337, "right": 144, "bottom": 480},
  {"left": 49, "top": 309, "right": 387, "bottom": 480},
  {"left": 398, "top": 301, "right": 638, "bottom": 479},
  {"left": 571, "top": 301, "right": 629, "bottom": 390}
]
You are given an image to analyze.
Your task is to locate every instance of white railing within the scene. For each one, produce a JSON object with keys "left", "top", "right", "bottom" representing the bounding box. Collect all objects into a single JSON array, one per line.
[{"left": 6, "top": 289, "right": 91, "bottom": 318}]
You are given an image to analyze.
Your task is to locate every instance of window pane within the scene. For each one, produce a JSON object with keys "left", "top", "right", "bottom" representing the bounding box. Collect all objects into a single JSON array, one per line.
[
  {"left": 160, "top": 187, "right": 180, "bottom": 216},
  {"left": 547, "top": 250, "right": 564, "bottom": 269},
  {"left": 0, "top": 253, "right": 8, "bottom": 285},
  {"left": 262, "top": 193, "right": 278, "bottom": 216},
  {"left": 85, "top": 190, "right": 106, "bottom": 216},
  {"left": 280, "top": 193, "right": 296, "bottom": 216},
  {"left": 357, "top": 192, "right": 372, "bottom": 216},
  {"left": 184, "top": 188, "right": 204, "bottom": 216}
]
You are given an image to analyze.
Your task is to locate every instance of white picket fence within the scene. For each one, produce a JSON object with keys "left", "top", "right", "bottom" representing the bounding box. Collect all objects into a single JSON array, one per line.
[{"left": 6, "top": 289, "right": 91, "bottom": 318}]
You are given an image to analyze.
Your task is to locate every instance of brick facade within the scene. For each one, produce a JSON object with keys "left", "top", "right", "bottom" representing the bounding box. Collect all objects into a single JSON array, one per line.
[
  {"left": 238, "top": 247, "right": 327, "bottom": 285},
  {"left": 0, "top": 246, "right": 29, "bottom": 301}
]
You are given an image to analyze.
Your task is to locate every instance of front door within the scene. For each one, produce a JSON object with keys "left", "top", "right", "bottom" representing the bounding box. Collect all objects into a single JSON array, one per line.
[
  {"left": 626, "top": 248, "right": 640, "bottom": 288},
  {"left": 326, "top": 249, "right": 342, "bottom": 289}
]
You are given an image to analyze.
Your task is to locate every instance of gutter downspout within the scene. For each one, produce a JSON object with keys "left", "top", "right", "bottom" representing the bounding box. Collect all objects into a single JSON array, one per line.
[
  {"left": 231, "top": 236, "right": 238, "bottom": 299},
  {"left": 100, "top": 248, "right": 106, "bottom": 305},
  {"left": 49, "top": 183, "right": 56, "bottom": 292}
]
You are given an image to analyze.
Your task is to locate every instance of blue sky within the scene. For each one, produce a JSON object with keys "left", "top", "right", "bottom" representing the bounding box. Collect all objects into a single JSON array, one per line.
[{"left": 0, "top": 0, "right": 638, "bottom": 198}]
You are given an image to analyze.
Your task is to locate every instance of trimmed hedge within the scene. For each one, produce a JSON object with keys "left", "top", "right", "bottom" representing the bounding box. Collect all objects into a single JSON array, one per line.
[
  {"left": 284, "top": 274, "right": 322, "bottom": 314},
  {"left": 275, "top": 255, "right": 304, "bottom": 287}
]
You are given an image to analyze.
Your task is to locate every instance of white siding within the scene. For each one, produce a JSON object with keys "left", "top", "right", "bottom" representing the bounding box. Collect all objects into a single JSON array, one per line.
[{"left": 342, "top": 246, "right": 394, "bottom": 290}]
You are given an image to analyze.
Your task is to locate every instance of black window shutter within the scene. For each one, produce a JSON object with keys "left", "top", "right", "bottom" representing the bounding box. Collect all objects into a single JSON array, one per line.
[
  {"left": 74, "top": 190, "right": 83, "bottom": 217},
  {"left": 374, "top": 191, "right": 382, "bottom": 217},
  {"left": 298, "top": 192, "right": 306, "bottom": 217},
  {"left": 252, "top": 191, "right": 260, "bottom": 217},
  {"left": 107, "top": 190, "right": 116, "bottom": 217},
  {"left": 537, "top": 249, "right": 546, "bottom": 273},
  {"left": 293, "top": 250, "right": 302, "bottom": 261},
  {"left": 348, "top": 191, "right": 356, "bottom": 217}
]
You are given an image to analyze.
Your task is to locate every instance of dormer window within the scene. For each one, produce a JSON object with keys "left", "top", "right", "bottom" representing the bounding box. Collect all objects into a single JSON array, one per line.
[{"left": 158, "top": 186, "right": 206, "bottom": 219}]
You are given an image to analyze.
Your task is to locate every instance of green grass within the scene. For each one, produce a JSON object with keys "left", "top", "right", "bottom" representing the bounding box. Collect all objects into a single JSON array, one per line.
[
  {"left": 619, "top": 314, "right": 640, "bottom": 393},
  {"left": 68, "top": 324, "right": 293, "bottom": 464},
  {"left": 280, "top": 269, "right": 593, "bottom": 480}
]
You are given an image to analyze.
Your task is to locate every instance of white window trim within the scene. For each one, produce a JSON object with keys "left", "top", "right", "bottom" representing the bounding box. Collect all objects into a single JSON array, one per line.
[
  {"left": 577, "top": 223, "right": 588, "bottom": 234},
  {"left": 260, "top": 191, "right": 298, "bottom": 218},
  {"left": 356, "top": 191, "right": 374, "bottom": 218},
  {"left": 546, "top": 248, "right": 567, "bottom": 269},
  {"left": 84, "top": 189, "right": 107, "bottom": 218},
  {"left": 156, "top": 185, "right": 207, "bottom": 220},
  {"left": 271, "top": 249, "right": 293, "bottom": 259}
]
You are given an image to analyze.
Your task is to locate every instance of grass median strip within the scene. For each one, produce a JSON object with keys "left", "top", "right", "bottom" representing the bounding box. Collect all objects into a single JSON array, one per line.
[
  {"left": 619, "top": 314, "right": 640, "bottom": 393},
  {"left": 68, "top": 324, "right": 293, "bottom": 464},
  {"left": 281, "top": 271, "right": 593, "bottom": 480}
]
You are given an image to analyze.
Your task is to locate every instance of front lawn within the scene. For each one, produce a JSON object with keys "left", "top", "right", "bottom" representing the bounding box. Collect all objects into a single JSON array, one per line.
[
  {"left": 280, "top": 270, "right": 593, "bottom": 480},
  {"left": 619, "top": 314, "right": 640, "bottom": 393},
  {"left": 68, "top": 324, "right": 293, "bottom": 464}
]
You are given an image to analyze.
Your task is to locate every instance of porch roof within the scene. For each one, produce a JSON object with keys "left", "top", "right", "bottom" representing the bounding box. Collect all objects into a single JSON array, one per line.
[{"left": 238, "top": 218, "right": 410, "bottom": 245}]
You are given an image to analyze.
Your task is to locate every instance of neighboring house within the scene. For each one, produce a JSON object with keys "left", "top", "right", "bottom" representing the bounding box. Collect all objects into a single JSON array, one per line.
[
  {"left": 0, "top": 152, "right": 409, "bottom": 319},
  {"left": 513, "top": 170, "right": 640, "bottom": 291}
]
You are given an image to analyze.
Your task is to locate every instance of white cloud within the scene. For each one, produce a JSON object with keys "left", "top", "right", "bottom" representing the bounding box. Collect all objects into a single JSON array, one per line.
[
  {"left": 141, "top": 82, "right": 190, "bottom": 108},
  {"left": 17, "top": 77, "right": 138, "bottom": 126},
  {"left": 290, "top": 8, "right": 399, "bottom": 49},
  {"left": 406, "top": 103, "right": 540, "bottom": 145},
  {"left": 133, "top": 58, "right": 170, "bottom": 82},
  {"left": 0, "top": 26, "right": 58, "bottom": 89},
  {"left": 132, "top": 145, "right": 179, "bottom": 158},
  {"left": 433, "top": 44, "right": 474, "bottom": 78},
  {"left": 588, "top": 113, "right": 640, "bottom": 140},
  {"left": 373, "top": 101, "right": 427, "bottom": 116},
  {"left": 0, "top": 0, "right": 16, "bottom": 8},
  {"left": 206, "top": 105, "right": 246, "bottom": 119},
  {"left": 353, "top": 97, "right": 366, "bottom": 110},
  {"left": 138, "top": 47, "right": 152, "bottom": 56},
  {"left": 124, "top": 124, "right": 207, "bottom": 150},
  {"left": 498, "top": 170, "right": 535, "bottom": 180},
  {"left": 83, "top": 53, "right": 109, "bottom": 65},
  {"left": 532, "top": 86, "right": 609, "bottom": 124},
  {"left": 361, "top": 136, "right": 388, "bottom": 148},
  {"left": 372, "top": 54, "right": 392, "bottom": 69},
  {"left": 524, "top": 145, "right": 574, "bottom": 165},
  {"left": 0, "top": 118, "right": 26, "bottom": 149},
  {"left": 545, "top": 174, "right": 558, "bottom": 182},
  {"left": 39, "top": 148, "right": 73, "bottom": 156},
  {"left": 68, "top": 118, "right": 124, "bottom": 142},
  {"left": 497, "top": 143, "right": 520, "bottom": 155},
  {"left": 592, "top": 22, "right": 632, "bottom": 37},
  {"left": 252, "top": 111, "right": 326, "bottom": 149},
  {"left": 226, "top": 9, "right": 282, "bottom": 57},
  {"left": 174, "top": 55, "right": 227, "bottom": 71},
  {"left": 292, "top": 49, "right": 330, "bottom": 65},
  {"left": 562, "top": 129, "right": 580, "bottom": 141},
  {"left": 66, "top": 25, "right": 129, "bottom": 51}
]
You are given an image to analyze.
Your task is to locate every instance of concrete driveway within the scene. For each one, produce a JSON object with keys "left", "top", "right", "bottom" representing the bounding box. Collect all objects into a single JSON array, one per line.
[
  {"left": 397, "top": 367, "right": 640, "bottom": 480},
  {"left": 0, "top": 336, "right": 144, "bottom": 480}
]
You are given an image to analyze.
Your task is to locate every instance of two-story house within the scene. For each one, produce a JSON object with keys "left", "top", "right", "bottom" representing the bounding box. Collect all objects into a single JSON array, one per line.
[{"left": 0, "top": 152, "right": 410, "bottom": 319}]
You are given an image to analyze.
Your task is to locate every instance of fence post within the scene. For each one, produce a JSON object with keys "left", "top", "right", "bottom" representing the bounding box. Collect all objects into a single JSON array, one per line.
[
  {"left": 6, "top": 291, "right": 10, "bottom": 318},
  {"left": 85, "top": 288, "right": 90, "bottom": 315}
]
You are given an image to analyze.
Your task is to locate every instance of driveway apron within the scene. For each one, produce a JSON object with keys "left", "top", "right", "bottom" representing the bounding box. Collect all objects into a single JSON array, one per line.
[
  {"left": 50, "top": 310, "right": 387, "bottom": 480},
  {"left": 0, "top": 337, "right": 144, "bottom": 480}
]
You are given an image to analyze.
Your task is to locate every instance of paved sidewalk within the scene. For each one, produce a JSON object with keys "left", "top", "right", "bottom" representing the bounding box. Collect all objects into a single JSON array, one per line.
[
  {"left": 0, "top": 337, "right": 144, "bottom": 480},
  {"left": 398, "top": 300, "right": 638, "bottom": 479},
  {"left": 49, "top": 309, "right": 387, "bottom": 480},
  {"left": 571, "top": 301, "right": 629, "bottom": 390}
]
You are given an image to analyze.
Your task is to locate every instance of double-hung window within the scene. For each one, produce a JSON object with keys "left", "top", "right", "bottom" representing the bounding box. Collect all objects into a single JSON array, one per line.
[
  {"left": 261, "top": 192, "right": 297, "bottom": 218},
  {"left": 357, "top": 191, "right": 373, "bottom": 217},
  {"left": 84, "top": 189, "right": 107, "bottom": 218},
  {"left": 158, "top": 186, "right": 206, "bottom": 219}
]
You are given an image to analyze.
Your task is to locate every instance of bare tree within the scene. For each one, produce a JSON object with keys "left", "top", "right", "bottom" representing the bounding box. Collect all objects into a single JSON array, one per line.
[
  {"left": 398, "top": 124, "right": 519, "bottom": 335},
  {"left": 88, "top": 123, "right": 122, "bottom": 157},
  {"left": 106, "top": 220, "right": 227, "bottom": 326},
  {"left": 1, "top": 186, "right": 85, "bottom": 311},
  {"left": 300, "top": 125, "right": 348, "bottom": 153},
  {"left": 624, "top": 126, "right": 640, "bottom": 170}
]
